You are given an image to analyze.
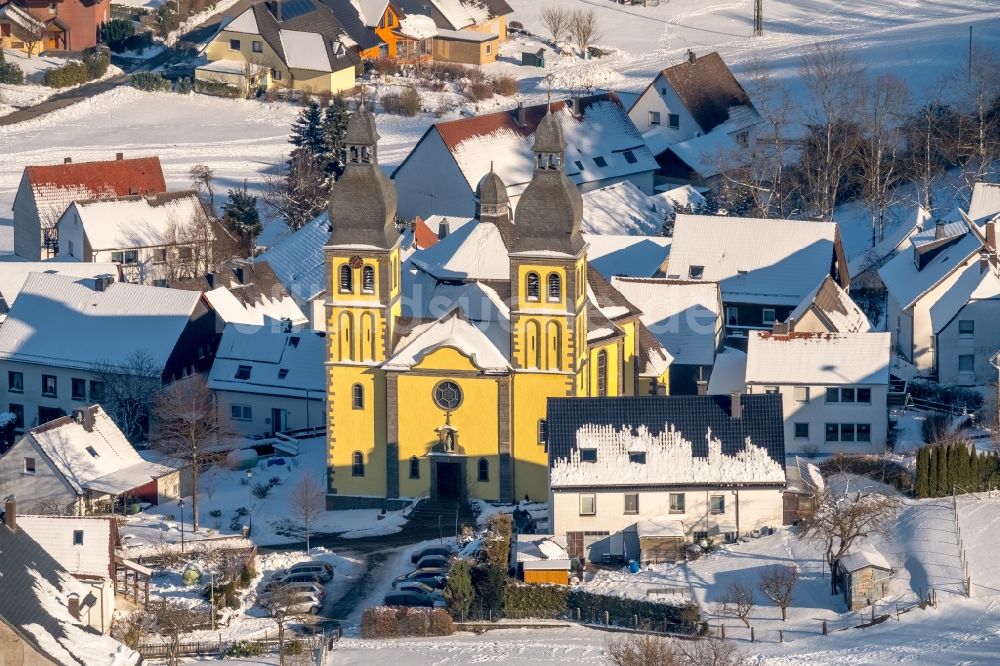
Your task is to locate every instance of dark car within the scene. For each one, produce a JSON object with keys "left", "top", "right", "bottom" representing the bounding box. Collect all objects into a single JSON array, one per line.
[
  {"left": 410, "top": 545, "right": 455, "bottom": 564},
  {"left": 265, "top": 572, "right": 324, "bottom": 591},
  {"left": 414, "top": 555, "right": 450, "bottom": 570},
  {"left": 384, "top": 592, "right": 434, "bottom": 608},
  {"left": 392, "top": 569, "right": 448, "bottom": 589}
]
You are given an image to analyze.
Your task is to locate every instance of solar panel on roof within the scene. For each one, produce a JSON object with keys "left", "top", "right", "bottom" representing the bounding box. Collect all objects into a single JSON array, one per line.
[{"left": 275, "top": 0, "right": 313, "bottom": 21}]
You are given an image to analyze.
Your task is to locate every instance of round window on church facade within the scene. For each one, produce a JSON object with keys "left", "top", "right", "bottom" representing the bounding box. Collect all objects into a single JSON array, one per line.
[{"left": 433, "top": 381, "right": 463, "bottom": 410}]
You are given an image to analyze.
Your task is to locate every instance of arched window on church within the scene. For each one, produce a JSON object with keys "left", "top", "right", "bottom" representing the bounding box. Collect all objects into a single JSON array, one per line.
[
  {"left": 478, "top": 458, "right": 489, "bottom": 482},
  {"left": 352, "top": 384, "right": 364, "bottom": 409},
  {"left": 339, "top": 264, "right": 353, "bottom": 293},
  {"left": 597, "top": 350, "right": 608, "bottom": 397},
  {"left": 526, "top": 272, "right": 540, "bottom": 302},
  {"left": 362, "top": 265, "right": 375, "bottom": 294},
  {"left": 351, "top": 451, "right": 364, "bottom": 477},
  {"left": 547, "top": 273, "right": 561, "bottom": 302}
]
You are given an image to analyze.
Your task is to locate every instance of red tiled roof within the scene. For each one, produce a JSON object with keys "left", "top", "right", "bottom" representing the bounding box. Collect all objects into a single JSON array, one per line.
[
  {"left": 25, "top": 156, "right": 166, "bottom": 197},
  {"left": 413, "top": 216, "right": 439, "bottom": 249}
]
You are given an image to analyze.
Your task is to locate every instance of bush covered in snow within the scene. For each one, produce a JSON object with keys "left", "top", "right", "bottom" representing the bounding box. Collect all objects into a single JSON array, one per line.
[
  {"left": 819, "top": 454, "right": 913, "bottom": 493},
  {"left": 381, "top": 86, "right": 421, "bottom": 116},
  {"left": 42, "top": 47, "right": 109, "bottom": 88},
  {"left": 360, "top": 606, "right": 454, "bottom": 638},
  {"left": 131, "top": 72, "right": 171, "bottom": 92},
  {"left": 491, "top": 75, "right": 518, "bottom": 97},
  {"left": 909, "top": 380, "right": 984, "bottom": 414},
  {"left": 0, "top": 52, "right": 24, "bottom": 85}
]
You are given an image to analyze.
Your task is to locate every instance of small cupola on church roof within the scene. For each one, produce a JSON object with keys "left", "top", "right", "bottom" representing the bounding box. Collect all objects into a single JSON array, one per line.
[
  {"left": 475, "top": 166, "right": 515, "bottom": 249},
  {"left": 327, "top": 108, "right": 399, "bottom": 250},
  {"left": 512, "top": 109, "right": 585, "bottom": 256}
]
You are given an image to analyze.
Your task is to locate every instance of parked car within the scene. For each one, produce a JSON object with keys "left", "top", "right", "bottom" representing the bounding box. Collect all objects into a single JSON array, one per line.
[
  {"left": 410, "top": 545, "right": 455, "bottom": 564},
  {"left": 258, "top": 590, "right": 322, "bottom": 615},
  {"left": 391, "top": 587, "right": 447, "bottom": 608},
  {"left": 396, "top": 581, "right": 442, "bottom": 597},
  {"left": 267, "top": 571, "right": 325, "bottom": 588},
  {"left": 392, "top": 568, "right": 448, "bottom": 589},
  {"left": 384, "top": 592, "right": 434, "bottom": 608},
  {"left": 283, "top": 562, "right": 334, "bottom": 582},
  {"left": 414, "top": 555, "right": 451, "bottom": 570},
  {"left": 269, "top": 580, "right": 326, "bottom": 598}
]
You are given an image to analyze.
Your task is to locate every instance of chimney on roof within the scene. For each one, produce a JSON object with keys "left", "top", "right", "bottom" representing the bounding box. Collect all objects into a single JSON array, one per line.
[
  {"left": 696, "top": 380, "right": 708, "bottom": 396},
  {"left": 935, "top": 220, "right": 946, "bottom": 240},
  {"left": 64, "top": 157, "right": 72, "bottom": 164},
  {"left": 3, "top": 496, "right": 15, "bottom": 531},
  {"left": 438, "top": 217, "right": 450, "bottom": 240},
  {"left": 980, "top": 253, "right": 989, "bottom": 273},
  {"left": 73, "top": 407, "right": 95, "bottom": 433},
  {"left": 986, "top": 221, "right": 996, "bottom": 251},
  {"left": 730, "top": 392, "right": 742, "bottom": 419},
  {"left": 67, "top": 594, "right": 80, "bottom": 620},
  {"left": 686, "top": 49, "right": 696, "bottom": 64},
  {"left": 115, "top": 152, "right": 124, "bottom": 160},
  {"left": 772, "top": 321, "right": 789, "bottom": 334},
  {"left": 205, "top": 272, "right": 215, "bottom": 289},
  {"left": 516, "top": 101, "right": 526, "bottom": 127}
]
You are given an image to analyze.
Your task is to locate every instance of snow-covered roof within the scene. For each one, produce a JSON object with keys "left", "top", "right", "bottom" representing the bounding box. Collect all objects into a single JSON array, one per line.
[
  {"left": 848, "top": 206, "right": 930, "bottom": 276},
  {"left": 0, "top": 273, "right": 201, "bottom": 371},
  {"left": 410, "top": 219, "right": 510, "bottom": 281},
  {"left": 550, "top": 422, "right": 786, "bottom": 488},
  {"left": 610, "top": 277, "right": 721, "bottom": 366},
  {"left": 706, "top": 346, "right": 746, "bottom": 395},
  {"left": 840, "top": 546, "right": 891, "bottom": 573},
  {"left": 208, "top": 323, "right": 325, "bottom": 398},
  {"left": 877, "top": 227, "right": 982, "bottom": 310},
  {"left": 0, "top": 2, "right": 45, "bottom": 31},
  {"left": 795, "top": 457, "right": 825, "bottom": 495},
  {"left": 387, "top": 309, "right": 510, "bottom": 372},
  {"left": 929, "top": 261, "right": 1000, "bottom": 334},
  {"left": 745, "top": 331, "right": 891, "bottom": 386},
  {"left": 667, "top": 215, "right": 841, "bottom": 306},
  {"left": 352, "top": 0, "right": 389, "bottom": 25},
  {"left": 421, "top": 0, "right": 506, "bottom": 29},
  {"left": 203, "top": 286, "right": 307, "bottom": 327},
  {"left": 16, "top": 516, "right": 113, "bottom": 580},
  {"left": 418, "top": 94, "right": 656, "bottom": 197},
  {"left": 788, "top": 276, "right": 871, "bottom": 333},
  {"left": 664, "top": 105, "right": 762, "bottom": 177},
  {"left": 653, "top": 184, "right": 707, "bottom": 212},
  {"left": 225, "top": 7, "right": 260, "bottom": 33},
  {"left": 58, "top": 191, "right": 210, "bottom": 251},
  {"left": 584, "top": 233, "right": 670, "bottom": 280},
  {"left": 398, "top": 13, "right": 438, "bottom": 38},
  {"left": 0, "top": 262, "right": 119, "bottom": 311},
  {"left": 968, "top": 182, "right": 1000, "bottom": 224},
  {"left": 636, "top": 518, "right": 685, "bottom": 539},
  {"left": 196, "top": 59, "right": 247, "bottom": 75},
  {"left": 280, "top": 29, "right": 335, "bottom": 71},
  {"left": 581, "top": 181, "right": 667, "bottom": 236},
  {"left": 258, "top": 213, "right": 328, "bottom": 303},
  {"left": 412, "top": 215, "right": 476, "bottom": 250},
  {"left": 26, "top": 406, "right": 175, "bottom": 496},
  {"left": 514, "top": 534, "right": 570, "bottom": 565}
]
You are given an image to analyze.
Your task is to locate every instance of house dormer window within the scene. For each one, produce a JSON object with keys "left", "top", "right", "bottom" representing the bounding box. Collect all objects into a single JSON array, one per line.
[
  {"left": 85, "top": 446, "right": 99, "bottom": 458},
  {"left": 688, "top": 265, "right": 704, "bottom": 279},
  {"left": 278, "top": 368, "right": 288, "bottom": 379},
  {"left": 235, "top": 365, "right": 252, "bottom": 380}
]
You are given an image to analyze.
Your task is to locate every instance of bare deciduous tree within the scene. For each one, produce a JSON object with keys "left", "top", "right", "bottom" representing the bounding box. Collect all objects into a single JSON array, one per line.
[
  {"left": 256, "top": 586, "right": 312, "bottom": 666},
  {"left": 110, "top": 608, "right": 155, "bottom": 650},
  {"left": 263, "top": 151, "right": 328, "bottom": 230},
  {"left": 151, "top": 375, "right": 227, "bottom": 532},
  {"left": 606, "top": 632, "right": 742, "bottom": 666},
  {"left": 801, "top": 486, "right": 900, "bottom": 594},
  {"left": 189, "top": 164, "right": 215, "bottom": 212},
  {"left": 716, "top": 581, "right": 755, "bottom": 628},
  {"left": 569, "top": 9, "right": 601, "bottom": 59},
  {"left": 22, "top": 21, "right": 46, "bottom": 59},
  {"left": 675, "top": 637, "right": 743, "bottom": 666},
  {"left": 858, "top": 74, "right": 909, "bottom": 245},
  {"left": 540, "top": 6, "right": 571, "bottom": 45},
  {"left": 92, "top": 349, "right": 161, "bottom": 443},
  {"left": 156, "top": 601, "right": 200, "bottom": 666},
  {"left": 950, "top": 48, "right": 1000, "bottom": 192},
  {"left": 759, "top": 564, "right": 797, "bottom": 621},
  {"left": 798, "top": 42, "right": 866, "bottom": 218},
  {"left": 290, "top": 473, "right": 325, "bottom": 553},
  {"left": 241, "top": 57, "right": 269, "bottom": 100}
]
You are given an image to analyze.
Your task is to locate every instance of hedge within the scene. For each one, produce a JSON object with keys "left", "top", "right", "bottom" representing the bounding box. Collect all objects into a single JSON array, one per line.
[
  {"left": 360, "top": 606, "right": 454, "bottom": 638},
  {"left": 0, "top": 52, "right": 24, "bottom": 85},
  {"left": 130, "top": 72, "right": 171, "bottom": 91},
  {"left": 195, "top": 79, "right": 241, "bottom": 98},
  {"left": 909, "top": 380, "right": 984, "bottom": 413},
  {"left": 42, "top": 47, "right": 110, "bottom": 88}
]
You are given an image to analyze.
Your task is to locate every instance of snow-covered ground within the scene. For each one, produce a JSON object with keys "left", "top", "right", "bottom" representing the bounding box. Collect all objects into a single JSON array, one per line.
[{"left": 122, "top": 436, "right": 408, "bottom": 550}]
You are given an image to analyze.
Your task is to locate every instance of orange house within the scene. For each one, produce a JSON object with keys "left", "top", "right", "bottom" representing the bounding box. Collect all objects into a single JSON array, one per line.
[{"left": 354, "top": 0, "right": 434, "bottom": 62}]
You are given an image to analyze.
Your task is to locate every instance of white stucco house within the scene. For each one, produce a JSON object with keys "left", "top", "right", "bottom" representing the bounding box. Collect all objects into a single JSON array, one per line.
[
  {"left": 257, "top": 214, "right": 329, "bottom": 331},
  {"left": 546, "top": 394, "right": 786, "bottom": 564},
  {"left": 208, "top": 323, "right": 326, "bottom": 436},
  {"left": 392, "top": 93, "right": 658, "bottom": 220},
  {"left": 783, "top": 276, "right": 872, "bottom": 334},
  {"left": 745, "top": 331, "right": 891, "bottom": 456}
]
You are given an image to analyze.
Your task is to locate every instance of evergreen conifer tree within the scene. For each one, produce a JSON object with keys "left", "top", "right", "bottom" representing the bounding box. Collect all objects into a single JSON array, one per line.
[
  {"left": 322, "top": 95, "right": 350, "bottom": 181},
  {"left": 289, "top": 101, "right": 326, "bottom": 163},
  {"left": 949, "top": 443, "right": 963, "bottom": 493},
  {"left": 935, "top": 445, "right": 949, "bottom": 497},
  {"left": 222, "top": 181, "right": 262, "bottom": 252},
  {"left": 916, "top": 446, "right": 929, "bottom": 498},
  {"left": 968, "top": 446, "right": 980, "bottom": 492}
]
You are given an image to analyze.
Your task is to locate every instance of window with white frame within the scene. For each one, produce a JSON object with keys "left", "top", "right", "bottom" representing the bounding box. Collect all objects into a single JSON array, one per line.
[
  {"left": 668, "top": 113, "right": 679, "bottom": 129},
  {"left": 624, "top": 493, "right": 639, "bottom": 514},
  {"left": 762, "top": 308, "right": 776, "bottom": 325},
  {"left": 24, "top": 457, "right": 35, "bottom": 474},
  {"left": 648, "top": 111, "right": 661, "bottom": 126},
  {"left": 669, "top": 493, "right": 685, "bottom": 513},
  {"left": 231, "top": 404, "right": 252, "bottom": 421},
  {"left": 710, "top": 495, "right": 725, "bottom": 514},
  {"left": 794, "top": 422, "right": 809, "bottom": 439},
  {"left": 579, "top": 494, "right": 596, "bottom": 515}
]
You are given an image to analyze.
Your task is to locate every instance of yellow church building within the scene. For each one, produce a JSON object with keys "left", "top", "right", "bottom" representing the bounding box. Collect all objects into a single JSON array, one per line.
[{"left": 325, "top": 108, "right": 673, "bottom": 508}]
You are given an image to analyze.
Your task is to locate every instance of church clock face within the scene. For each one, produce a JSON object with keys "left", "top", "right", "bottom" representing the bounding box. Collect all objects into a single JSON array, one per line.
[
  {"left": 433, "top": 381, "right": 463, "bottom": 410},
  {"left": 348, "top": 255, "right": 364, "bottom": 269}
]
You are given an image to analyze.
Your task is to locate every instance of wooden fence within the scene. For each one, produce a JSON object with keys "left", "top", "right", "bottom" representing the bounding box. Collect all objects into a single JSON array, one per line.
[{"left": 137, "top": 627, "right": 341, "bottom": 660}]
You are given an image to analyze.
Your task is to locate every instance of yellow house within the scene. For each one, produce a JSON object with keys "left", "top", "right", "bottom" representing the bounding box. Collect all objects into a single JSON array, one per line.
[
  {"left": 196, "top": 0, "right": 360, "bottom": 97},
  {"left": 325, "top": 108, "right": 671, "bottom": 509},
  {"left": 395, "top": 0, "right": 511, "bottom": 65}
]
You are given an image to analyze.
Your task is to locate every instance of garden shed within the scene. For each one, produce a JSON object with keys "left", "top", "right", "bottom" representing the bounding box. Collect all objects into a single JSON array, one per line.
[
  {"left": 513, "top": 534, "right": 571, "bottom": 585},
  {"left": 637, "top": 518, "right": 685, "bottom": 564},
  {"left": 838, "top": 546, "right": 892, "bottom": 610}
]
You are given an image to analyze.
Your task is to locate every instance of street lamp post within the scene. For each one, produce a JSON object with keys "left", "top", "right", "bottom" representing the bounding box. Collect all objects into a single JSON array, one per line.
[
  {"left": 177, "top": 499, "right": 185, "bottom": 553},
  {"left": 246, "top": 469, "right": 254, "bottom": 536}
]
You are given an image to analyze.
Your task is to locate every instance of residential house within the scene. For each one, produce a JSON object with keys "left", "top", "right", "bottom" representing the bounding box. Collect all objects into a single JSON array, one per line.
[
  {"left": 171, "top": 260, "right": 308, "bottom": 330},
  {"left": 396, "top": 0, "right": 511, "bottom": 64},
  {"left": 666, "top": 214, "right": 848, "bottom": 348},
  {"left": 628, "top": 51, "right": 763, "bottom": 188},
  {"left": 0, "top": 405, "right": 180, "bottom": 515},
  {"left": 56, "top": 191, "right": 216, "bottom": 285},
  {"left": 745, "top": 331, "right": 891, "bottom": 456},
  {"left": 12, "top": 155, "right": 166, "bottom": 261},
  {"left": 16, "top": 514, "right": 119, "bottom": 633},
  {"left": 393, "top": 94, "right": 658, "bottom": 220},
  {"left": 584, "top": 233, "right": 671, "bottom": 281},
  {"left": 783, "top": 275, "right": 872, "bottom": 334},
  {"left": 0, "top": 0, "right": 109, "bottom": 52},
  {"left": 208, "top": 323, "right": 325, "bottom": 436},
  {"left": 257, "top": 212, "right": 330, "bottom": 330},
  {"left": 968, "top": 181, "right": 1000, "bottom": 225},
  {"left": 350, "top": 0, "right": 436, "bottom": 61},
  {"left": 0, "top": 261, "right": 120, "bottom": 315},
  {"left": 0, "top": 272, "right": 216, "bottom": 431},
  {"left": 848, "top": 205, "right": 932, "bottom": 280},
  {"left": 511, "top": 534, "right": 571, "bottom": 584},
  {"left": 0, "top": 504, "right": 140, "bottom": 666},
  {"left": 580, "top": 180, "right": 669, "bottom": 236},
  {"left": 410, "top": 214, "right": 476, "bottom": 250},
  {"left": 878, "top": 219, "right": 989, "bottom": 377},
  {"left": 196, "top": 0, "right": 363, "bottom": 97},
  {"left": 0, "top": 2, "right": 45, "bottom": 51},
  {"left": 546, "top": 394, "right": 786, "bottom": 563},
  {"left": 838, "top": 546, "right": 892, "bottom": 611},
  {"left": 610, "top": 277, "right": 723, "bottom": 394}
]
